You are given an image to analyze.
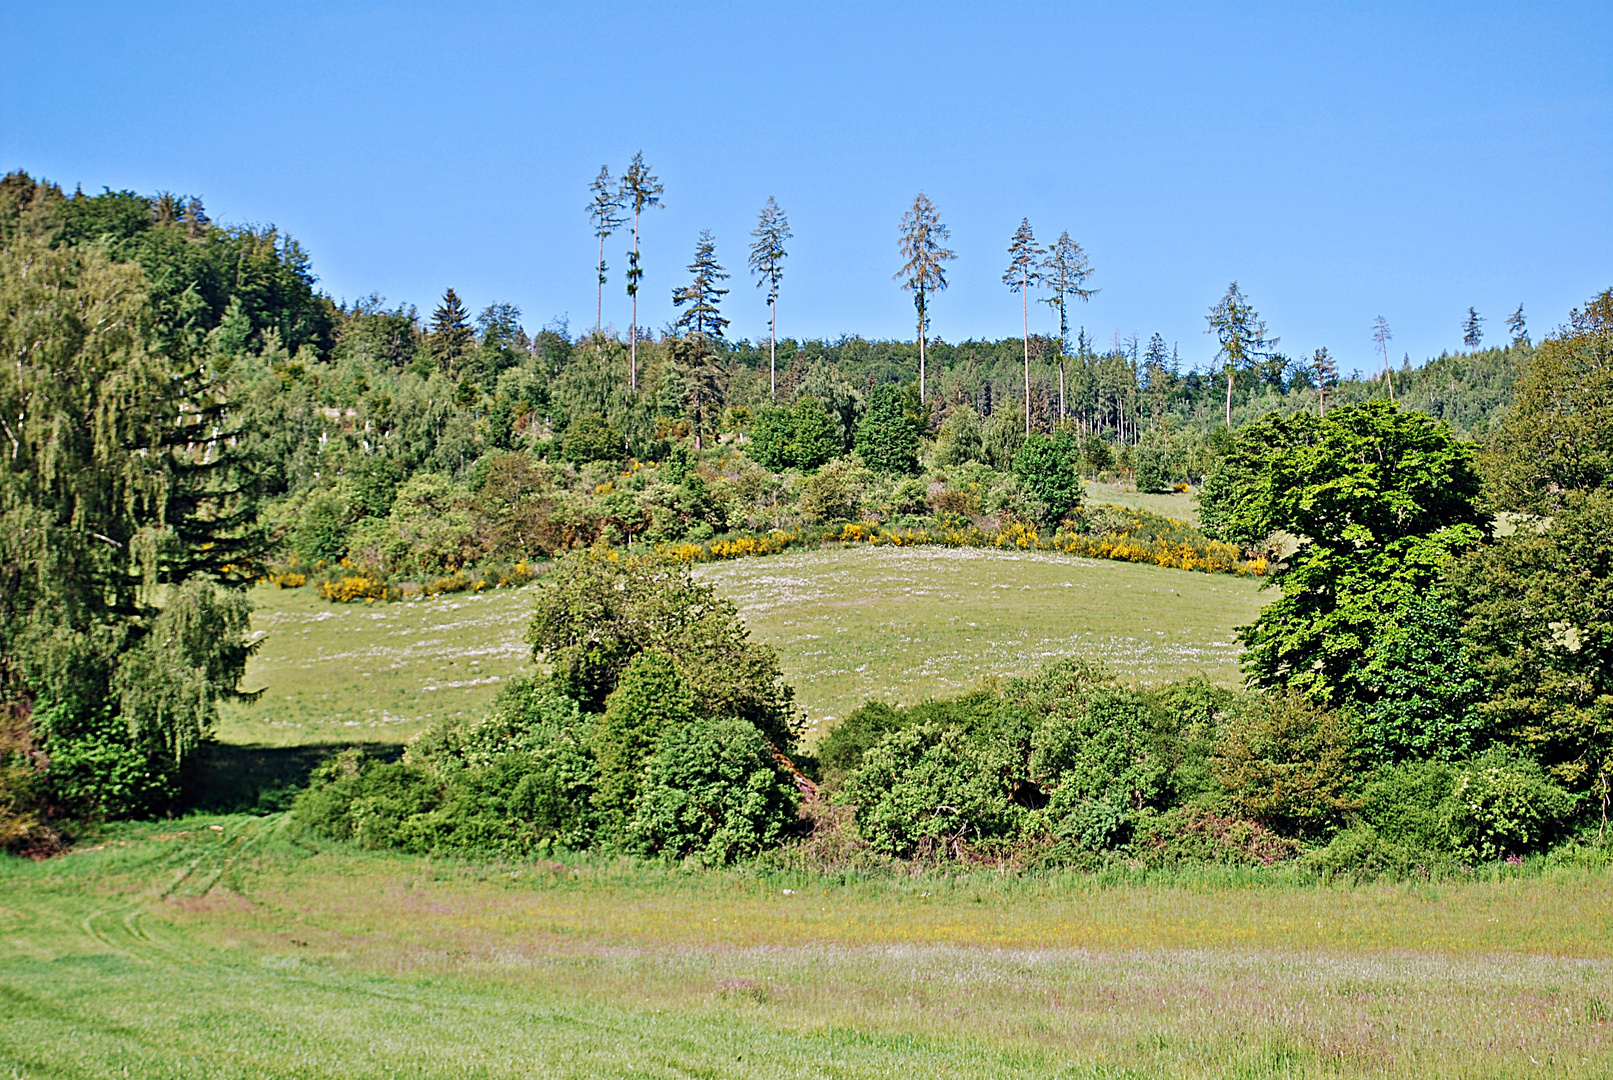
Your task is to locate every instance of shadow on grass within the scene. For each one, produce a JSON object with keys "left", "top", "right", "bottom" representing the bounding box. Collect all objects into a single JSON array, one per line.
[{"left": 182, "top": 741, "right": 405, "bottom": 814}]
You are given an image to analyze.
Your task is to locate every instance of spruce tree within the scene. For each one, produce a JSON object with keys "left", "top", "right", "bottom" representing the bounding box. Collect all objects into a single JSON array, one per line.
[
  {"left": 1206, "top": 283, "right": 1276, "bottom": 427},
  {"left": 747, "top": 197, "right": 792, "bottom": 400},
  {"left": 1312, "top": 346, "right": 1339, "bottom": 416},
  {"left": 1002, "top": 218, "right": 1044, "bottom": 436},
  {"left": 619, "top": 152, "right": 664, "bottom": 391},
  {"left": 894, "top": 193, "right": 955, "bottom": 403},
  {"left": 586, "top": 165, "right": 624, "bottom": 336},
  {"left": 1463, "top": 307, "right": 1484, "bottom": 350},
  {"left": 1038, "top": 231, "right": 1097, "bottom": 420},
  {"left": 671, "top": 231, "right": 730, "bottom": 449},
  {"left": 1507, "top": 304, "right": 1530, "bottom": 347},
  {"left": 429, "top": 288, "right": 474, "bottom": 375}
]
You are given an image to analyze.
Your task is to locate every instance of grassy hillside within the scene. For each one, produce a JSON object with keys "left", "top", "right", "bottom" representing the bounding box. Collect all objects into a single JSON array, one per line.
[
  {"left": 2, "top": 819, "right": 1609, "bottom": 1079},
  {"left": 216, "top": 546, "right": 1266, "bottom": 750}
]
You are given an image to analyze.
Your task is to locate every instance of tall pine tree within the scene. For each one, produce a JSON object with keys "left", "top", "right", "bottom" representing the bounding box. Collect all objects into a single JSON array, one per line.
[
  {"left": 747, "top": 197, "right": 791, "bottom": 401},
  {"left": 1003, "top": 219, "right": 1044, "bottom": 436},
  {"left": 429, "top": 288, "right": 474, "bottom": 375},
  {"left": 894, "top": 193, "right": 955, "bottom": 404},
  {"left": 587, "top": 165, "right": 624, "bottom": 337},
  {"left": 1039, "top": 231, "right": 1096, "bottom": 420},
  {"left": 1206, "top": 283, "right": 1276, "bottom": 427},
  {"left": 672, "top": 230, "right": 730, "bottom": 449},
  {"left": 619, "top": 152, "right": 664, "bottom": 391}
]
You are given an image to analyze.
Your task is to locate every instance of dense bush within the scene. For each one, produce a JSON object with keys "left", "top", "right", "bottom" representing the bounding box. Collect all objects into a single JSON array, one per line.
[
  {"left": 1012, "top": 431, "right": 1083, "bottom": 526},
  {"left": 630, "top": 717, "right": 800, "bottom": 865}
]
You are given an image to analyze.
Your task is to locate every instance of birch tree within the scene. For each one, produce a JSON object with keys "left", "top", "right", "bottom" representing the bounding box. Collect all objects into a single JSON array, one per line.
[
  {"left": 894, "top": 193, "right": 955, "bottom": 403},
  {"left": 747, "top": 197, "right": 791, "bottom": 400}
]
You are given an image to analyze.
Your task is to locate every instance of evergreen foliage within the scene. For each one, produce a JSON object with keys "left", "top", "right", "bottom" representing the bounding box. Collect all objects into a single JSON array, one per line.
[{"left": 855, "top": 384, "right": 921, "bottom": 474}]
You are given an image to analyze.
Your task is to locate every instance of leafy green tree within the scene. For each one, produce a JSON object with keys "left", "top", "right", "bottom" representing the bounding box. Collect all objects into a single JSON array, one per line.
[
  {"left": 1212, "top": 692, "right": 1359, "bottom": 839},
  {"left": 845, "top": 723, "right": 1018, "bottom": 858},
  {"left": 1205, "top": 282, "right": 1276, "bottom": 427},
  {"left": 1002, "top": 218, "right": 1044, "bottom": 435},
  {"left": 558, "top": 414, "right": 624, "bottom": 465},
  {"left": 0, "top": 214, "right": 264, "bottom": 817},
  {"left": 1482, "top": 289, "right": 1613, "bottom": 514},
  {"left": 1203, "top": 402, "right": 1485, "bottom": 715},
  {"left": 1011, "top": 431, "right": 1082, "bottom": 526},
  {"left": 932, "top": 405, "right": 985, "bottom": 467},
  {"left": 855, "top": 383, "right": 921, "bottom": 475},
  {"left": 894, "top": 193, "right": 955, "bottom": 403},
  {"left": 429, "top": 288, "right": 474, "bottom": 376},
  {"left": 586, "top": 165, "right": 624, "bottom": 336},
  {"left": 619, "top": 152, "right": 664, "bottom": 391},
  {"left": 630, "top": 716, "right": 799, "bottom": 865},
  {"left": 747, "top": 196, "right": 791, "bottom": 400}
]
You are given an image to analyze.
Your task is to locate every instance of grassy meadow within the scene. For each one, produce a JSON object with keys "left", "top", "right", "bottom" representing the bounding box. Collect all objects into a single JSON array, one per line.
[
  {"left": 3, "top": 818, "right": 1611, "bottom": 1079},
  {"left": 215, "top": 544, "right": 1266, "bottom": 753}
]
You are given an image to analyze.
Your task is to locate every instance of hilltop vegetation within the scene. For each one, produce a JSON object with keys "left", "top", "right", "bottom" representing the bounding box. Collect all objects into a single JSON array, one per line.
[{"left": 1, "top": 168, "right": 1610, "bottom": 881}]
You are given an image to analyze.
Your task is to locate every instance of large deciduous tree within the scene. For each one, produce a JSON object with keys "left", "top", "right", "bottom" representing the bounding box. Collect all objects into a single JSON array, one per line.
[
  {"left": 618, "top": 153, "right": 664, "bottom": 393},
  {"left": 894, "top": 193, "right": 955, "bottom": 404},
  {"left": 1002, "top": 219, "right": 1044, "bottom": 437},
  {"left": 1205, "top": 282, "right": 1276, "bottom": 428},
  {"left": 747, "top": 197, "right": 791, "bottom": 401},
  {"left": 1200, "top": 401, "right": 1486, "bottom": 757}
]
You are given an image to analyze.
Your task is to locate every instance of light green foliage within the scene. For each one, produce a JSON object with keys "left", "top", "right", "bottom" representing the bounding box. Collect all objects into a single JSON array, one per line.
[
  {"left": 1205, "top": 401, "right": 1485, "bottom": 714},
  {"left": 1132, "top": 444, "right": 1173, "bottom": 493},
  {"left": 855, "top": 383, "right": 921, "bottom": 474},
  {"left": 982, "top": 406, "right": 1026, "bottom": 470},
  {"left": 798, "top": 457, "right": 871, "bottom": 523},
  {"left": 1031, "top": 689, "right": 1164, "bottom": 850},
  {"left": 1442, "top": 747, "right": 1577, "bottom": 861},
  {"left": 844, "top": 722, "right": 1019, "bottom": 857},
  {"left": 630, "top": 716, "right": 799, "bottom": 864},
  {"left": 1211, "top": 692, "right": 1359, "bottom": 839},
  {"left": 932, "top": 404, "right": 985, "bottom": 466},
  {"left": 1011, "top": 430, "right": 1083, "bottom": 525}
]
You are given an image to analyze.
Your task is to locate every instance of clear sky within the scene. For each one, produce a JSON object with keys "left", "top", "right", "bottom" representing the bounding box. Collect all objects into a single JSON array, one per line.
[{"left": 4, "top": 2, "right": 1609, "bottom": 376}]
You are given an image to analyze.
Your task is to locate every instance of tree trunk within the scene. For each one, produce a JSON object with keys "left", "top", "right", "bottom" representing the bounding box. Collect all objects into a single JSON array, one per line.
[
  {"left": 769, "top": 297, "right": 777, "bottom": 401},
  {"left": 1225, "top": 364, "right": 1233, "bottom": 427},
  {"left": 918, "top": 292, "right": 927, "bottom": 403},
  {"left": 1059, "top": 362, "right": 1065, "bottom": 419},
  {"left": 596, "top": 234, "right": 605, "bottom": 335},
  {"left": 1022, "top": 278, "right": 1031, "bottom": 437},
  {"left": 630, "top": 212, "right": 640, "bottom": 391}
]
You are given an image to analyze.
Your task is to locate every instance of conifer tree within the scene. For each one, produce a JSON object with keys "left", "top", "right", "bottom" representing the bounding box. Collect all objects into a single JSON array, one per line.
[
  {"left": 747, "top": 197, "right": 792, "bottom": 400},
  {"left": 1003, "top": 218, "right": 1044, "bottom": 436},
  {"left": 586, "top": 165, "right": 624, "bottom": 337},
  {"left": 1372, "top": 316, "right": 1396, "bottom": 401},
  {"left": 1206, "top": 283, "right": 1276, "bottom": 427},
  {"left": 1463, "top": 307, "right": 1484, "bottom": 350},
  {"left": 894, "top": 193, "right": 955, "bottom": 403},
  {"left": 1038, "top": 231, "right": 1096, "bottom": 419},
  {"left": 672, "top": 231, "right": 730, "bottom": 450},
  {"left": 1312, "top": 346, "right": 1339, "bottom": 416},
  {"left": 429, "top": 288, "right": 474, "bottom": 375},
  {"left": 619, "top": 152, "right": 664, "bottom": 391},
  {"left": 1507, "top": 304, "right": 1529, "bottom": 347}
]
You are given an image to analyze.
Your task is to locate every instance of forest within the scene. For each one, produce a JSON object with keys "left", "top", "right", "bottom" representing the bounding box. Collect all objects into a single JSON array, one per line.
[{"left": 1, "top": 167, "right": 1609, "bottom": 878}]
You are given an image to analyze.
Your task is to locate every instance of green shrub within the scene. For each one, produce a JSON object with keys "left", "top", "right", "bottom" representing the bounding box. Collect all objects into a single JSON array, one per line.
[
  {"left": 843, "top": 724, "right": 1018, "bottom": 858},
  {"left": 800, "top": 458, "right": 870, "bottom": 524},
  {"left": 1012, "top": 431, "right": 1083, "bottom": 526},
  {"left": 932, "top": 406, "right": 985, "bottom": 467},
  {"left": 1134, "top": 806, "right": 1301, "bottom": 867},
  {"left": 630, "top": 717, "right": 799, "bottom": 865},
  {"left": 1442, "top": 747, "right": 1576, "bottom": 861},
  {"left": 595, "top": 651, "right": 696, "bottom": 823},
  {"left": 1211, "top": 692, "right": 1359, "bottom": 838},
  {"left": 817, "top": 701, "right": 906, "bottom": 788},
  {"left": 1030, "top": 689, "right": 1164, "bottom": 850},
  {"left": 1132, "top": 445, "right": 1172, "bottom": 494},
  {"left": 1357, "top": 759, "right": 1458, "bottom": 853},
  {"left": 559, "top": 414, "right": 624, "bottom": 465}
]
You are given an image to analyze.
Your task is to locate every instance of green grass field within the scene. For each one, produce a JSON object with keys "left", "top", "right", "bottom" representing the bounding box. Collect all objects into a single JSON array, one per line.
[
  {"left": 1083, "top": 481, "right": 1200, "bottom": 522},
  {"left": 216, "top": 548, "right": 1267, "bottom": 751},
  {"left": 4, "top": 818, "right": 1610, "bottom": 1079}
]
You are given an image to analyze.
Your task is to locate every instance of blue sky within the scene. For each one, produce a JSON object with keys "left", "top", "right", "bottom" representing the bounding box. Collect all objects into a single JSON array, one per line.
[{"left": 4, "top": 2, "right": 1609, "bottom": 376}]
